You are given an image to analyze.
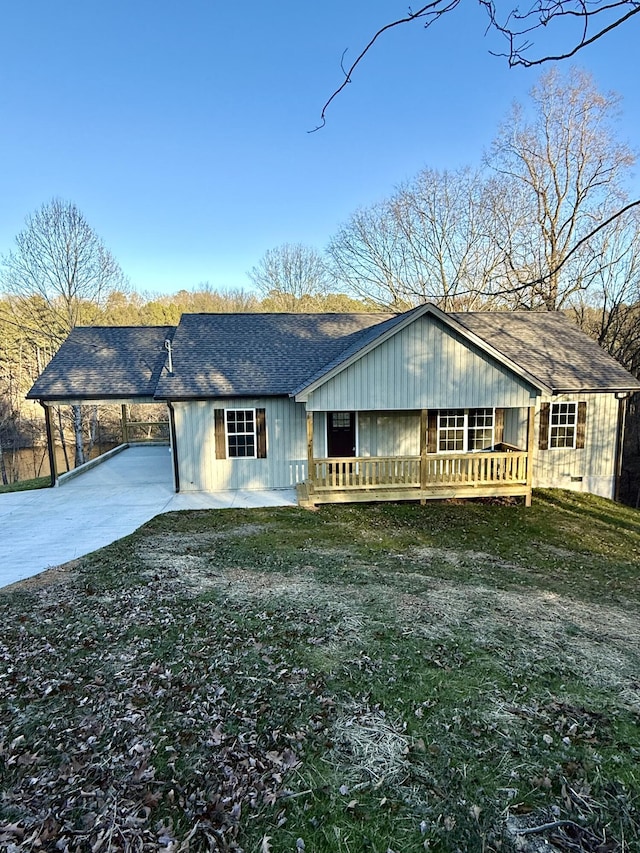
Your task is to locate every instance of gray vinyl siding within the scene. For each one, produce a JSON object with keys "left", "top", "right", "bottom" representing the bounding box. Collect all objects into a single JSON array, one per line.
[
  {"left": 174, "top": 397, "right": 307, "bottom": 491},
  {"left": 504, "top": 408, "right": 529, "bottom": 448},
  {"left": 533, "top": 393, "right": 619, "bottom": 499},
  {"left": 357, "top": 412, "right": 420, "bottom": 456},
  {"left": 305, "top": 315, "right": 538, "bottom": 412}
]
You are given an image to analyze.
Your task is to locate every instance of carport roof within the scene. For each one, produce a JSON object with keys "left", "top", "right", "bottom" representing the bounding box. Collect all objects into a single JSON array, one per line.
[{"left": 26, "top": 326, "right": 176, "bottom": 402}]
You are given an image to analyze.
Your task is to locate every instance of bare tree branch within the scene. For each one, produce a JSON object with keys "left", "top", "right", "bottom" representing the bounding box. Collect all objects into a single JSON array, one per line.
[
  {"left": 310, "top": 1, "right": 460, "bottom": 132},
  {"left": 314, "top": 1, "right": 640, "bottom": 127},
  {"left": 483, "top": 1, "right": 640, "bottom": 67}
]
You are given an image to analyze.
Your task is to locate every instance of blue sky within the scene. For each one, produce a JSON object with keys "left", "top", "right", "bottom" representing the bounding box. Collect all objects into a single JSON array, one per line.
[{"left": 1, "top": 1, "right": 638, "bottom": 296}]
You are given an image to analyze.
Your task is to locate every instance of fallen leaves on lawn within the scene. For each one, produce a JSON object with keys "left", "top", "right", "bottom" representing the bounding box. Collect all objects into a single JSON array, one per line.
[{"left": 0, "top": 540, "right": 332, "bottom": 851}]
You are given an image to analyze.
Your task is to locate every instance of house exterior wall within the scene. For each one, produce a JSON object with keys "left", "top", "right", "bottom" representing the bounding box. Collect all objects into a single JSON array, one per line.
[
  {"left": 172, "top": 394, "right": 619, "bottom": 499},
  {"left": 304, "top": 315, "right": 538, "bottom": 412},
  {"left": 504, "top": 407, "right": 529, "bottom": 448},
  {"left": 358, "top": 411, "right": 421, "bottom": 457},
  {"left": 173, "top": 397, "right": 307, "bottom": 491},
  {"left": 532, "top": 392, "right": 619, "bottom": 499}
]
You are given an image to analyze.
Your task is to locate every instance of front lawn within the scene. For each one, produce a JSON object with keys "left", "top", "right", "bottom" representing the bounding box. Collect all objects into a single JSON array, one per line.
[{"left": 1, "top": 491, "right": 639, "bottom": 851}]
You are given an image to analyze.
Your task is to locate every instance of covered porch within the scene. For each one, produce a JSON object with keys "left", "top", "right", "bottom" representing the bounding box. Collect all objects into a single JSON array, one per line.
[{"left": 298, "top": 407, "right": 535, "bottom": 507}]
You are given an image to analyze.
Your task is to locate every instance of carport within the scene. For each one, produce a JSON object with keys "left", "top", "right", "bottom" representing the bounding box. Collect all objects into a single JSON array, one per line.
[{"left": 26, "top": 325, "right": 179, "bottom": 489}]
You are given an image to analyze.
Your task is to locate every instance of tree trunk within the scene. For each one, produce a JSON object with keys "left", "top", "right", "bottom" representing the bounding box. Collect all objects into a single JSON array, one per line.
[
  {"left": 0, "top": 436, "right": 8, "bottom": 486},
  {"left": 57, "top": 406, "right": 70, "bottom": 472},
  {"left": 86, "top": 405, "right": 99, "bottom": 457},
  {"left": 72, "top": 404, "right": 85, "bottom": 467}
]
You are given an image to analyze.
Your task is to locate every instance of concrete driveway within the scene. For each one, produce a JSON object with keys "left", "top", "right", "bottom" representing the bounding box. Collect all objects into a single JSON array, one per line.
[{"left": 0, "top": 445, "right": 296, "bottom": 589}]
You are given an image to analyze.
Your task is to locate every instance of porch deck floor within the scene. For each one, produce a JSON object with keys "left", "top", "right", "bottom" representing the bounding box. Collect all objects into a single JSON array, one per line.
[{"left": 0, "top": 445, "right": 296, "bottom": 589}]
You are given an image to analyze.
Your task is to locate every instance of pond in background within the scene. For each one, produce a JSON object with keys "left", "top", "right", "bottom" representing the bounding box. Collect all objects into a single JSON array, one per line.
[{"left": 1, "top": 443, "right": 119, "bottom": 483}]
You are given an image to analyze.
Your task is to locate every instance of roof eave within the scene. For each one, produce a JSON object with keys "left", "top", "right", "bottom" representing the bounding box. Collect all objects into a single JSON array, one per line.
[
  {"left": 27, "top": 394, "right": 158, "bottom": 404},
  {"left": 551, "top": 385, "right": 640, "bottom": 395},
  {"left": 154, "top": 392, "right": 290, "bottom": 402}
]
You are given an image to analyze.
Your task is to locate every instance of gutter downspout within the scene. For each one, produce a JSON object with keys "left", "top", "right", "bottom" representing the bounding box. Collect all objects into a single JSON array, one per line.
[
  {"left": 614, "top": 393, "right": 629, "bottom": 503},
  {"left": 166, "top": 401, "right": 180, "bottom": 493},
  {"left": 40, "top": 401, "right": 58, "bottom": 487}
]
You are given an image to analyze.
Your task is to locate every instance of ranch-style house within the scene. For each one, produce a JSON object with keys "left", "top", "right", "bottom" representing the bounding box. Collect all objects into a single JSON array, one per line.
[{"left": 27, "top": 303, "right": 640, "bottom": 507}]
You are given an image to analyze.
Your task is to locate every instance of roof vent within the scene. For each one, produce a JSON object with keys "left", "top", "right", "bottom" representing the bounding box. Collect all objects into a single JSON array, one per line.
[{"left": 164, "top": 339, "right": 174, "bottom": 374}]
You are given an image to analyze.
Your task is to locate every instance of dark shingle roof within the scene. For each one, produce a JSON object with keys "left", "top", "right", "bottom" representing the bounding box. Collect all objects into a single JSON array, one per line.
[
  {"left": 153, "top": 312, "right": 395, "bottom": 398},
  {"left": 28, "top": 308, "right": 640, "bottom": 404},
  {"left": 27, "top": 326, "right": 176, "bottom": 401},
  {"left": 451, "top": 311, "right": 640, "bottom": 392}
]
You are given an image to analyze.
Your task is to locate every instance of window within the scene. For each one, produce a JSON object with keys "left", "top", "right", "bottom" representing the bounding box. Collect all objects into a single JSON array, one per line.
[
  {"left": 226, "top": 408, "right": 256, "bottom": 458},
  {"left": 550, "top": 402, "right": 577, "bottom": 449},
  {"left": 468, "top": 408, "right": 494, "bottom": 451},
  {"left": 438, "top": 410, "right": 465, "bottom": 452},
  {"left": 214, "top": 407, "right": 267, "bottom": 460},
  {"left": 437, "top": 408, "right": 494, "bottom": 453},
  {"left": 331, "top": 412, "right": 352, "bottom": 429}
]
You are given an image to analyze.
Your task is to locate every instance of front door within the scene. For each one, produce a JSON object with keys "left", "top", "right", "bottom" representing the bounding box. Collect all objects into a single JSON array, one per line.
[{"left": 327, "top": 412, "right": 356, "bottom": 457}]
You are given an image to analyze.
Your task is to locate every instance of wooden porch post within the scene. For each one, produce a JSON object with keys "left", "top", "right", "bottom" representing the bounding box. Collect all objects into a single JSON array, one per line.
[
  {"left": 525, "top": 404, "right": 536, "bottom": 507},
  {"left": 306, "top": 411, "right": 314, "bottom": 487},
  {"left": 121, "top": 404, "right": 129, "bottom": 444},
  {"left": 420, "top": 409, "right": 428, "bottom": 505},
  {"left": 41, "top": 402, "right": 57, "bottom": 487}
]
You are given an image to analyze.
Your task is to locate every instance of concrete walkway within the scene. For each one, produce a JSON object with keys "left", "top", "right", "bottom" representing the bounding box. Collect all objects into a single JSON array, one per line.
[{"left": 0, "top": 445, "right": 297, "bottom": 589}]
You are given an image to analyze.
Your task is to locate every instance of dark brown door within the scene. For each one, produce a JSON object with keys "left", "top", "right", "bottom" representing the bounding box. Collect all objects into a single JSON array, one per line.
[{"left": 327, "top": 412, "right": 356, "bottom": 457}]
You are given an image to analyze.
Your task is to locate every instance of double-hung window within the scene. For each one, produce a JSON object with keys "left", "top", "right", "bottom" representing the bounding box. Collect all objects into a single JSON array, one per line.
[
  {"left": 468, "top": 408, "right": 494, "bottom": 451},
  {"left": 225, "top": 408, "right": 256, "bottom": 458},
  {"left": 550, "top": 402, "right": 577, "bottom": 449},
  {"left": 437, "top": 408, "right": 494, "bottom": 453},
  {"left": 438, "top": 410, "right": 466, "bottom": 452},
  {"left": 539, "top": 401, "right": 586, "bottom": 451}
]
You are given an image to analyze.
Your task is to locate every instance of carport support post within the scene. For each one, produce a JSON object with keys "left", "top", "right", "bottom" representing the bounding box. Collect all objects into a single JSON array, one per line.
[
  {"left": 121, "top": 405, "right": 129, "bottom": 444},
  {"left": 41, "top": 402, "right": 57, "bottom": 487}
]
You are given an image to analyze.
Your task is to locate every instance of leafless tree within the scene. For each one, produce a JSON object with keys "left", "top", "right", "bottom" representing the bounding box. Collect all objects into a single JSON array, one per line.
[
  {"left": 327, "top": 167, "right": 509, "bottom": 310},
  {"left": 326, "top": 201, "right": 412, "bottom": 310},
  {"left": 247, "top": 244, "right": 332, "bottom": 312},
  {"left": 328, "top": 70, "right": 638, "bottom": 318},
  {"left": 1, "top": 199, "right": 127, "bottom": 467},
  {"left": 569, "top": 207, "right": 640, "bottom": 372},
  {"left": 487, "top": 68, "right": 635, "bottom": 310}
]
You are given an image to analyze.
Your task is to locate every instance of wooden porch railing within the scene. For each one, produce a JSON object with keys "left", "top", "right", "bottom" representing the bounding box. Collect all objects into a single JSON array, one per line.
[{"left": 311, "top": 451, "right": 528, "bottom": 492}]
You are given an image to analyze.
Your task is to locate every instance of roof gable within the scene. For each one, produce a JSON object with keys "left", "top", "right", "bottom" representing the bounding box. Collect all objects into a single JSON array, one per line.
[
  {"left": 300, "top": 309, "right": 543, "bottom": 412},
  {"left": 294, "top": 303, "right": 551, "bottom": 400}
]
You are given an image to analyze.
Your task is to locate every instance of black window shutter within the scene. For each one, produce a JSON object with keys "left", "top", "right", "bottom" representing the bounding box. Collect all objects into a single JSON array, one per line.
[
  {"left": 576, "top": 401, "right": 587, "bottom": 449},
  {"left": 214, "top": 409, "right": 226, "bottom": 459},
  {"left": 538, "top": 402, "right": 550, "bottom": 450},
  {"left": 256, "top": 408, "right": 267, "bottom": 458},
  {"left": 427, "top": 411, "right": 438, "bottom": 453}
]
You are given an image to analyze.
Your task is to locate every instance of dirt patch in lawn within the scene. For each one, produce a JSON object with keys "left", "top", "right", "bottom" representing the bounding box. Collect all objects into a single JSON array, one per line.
[{"left": 134, "top": 526, "right": 640, "bottom": 716}]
